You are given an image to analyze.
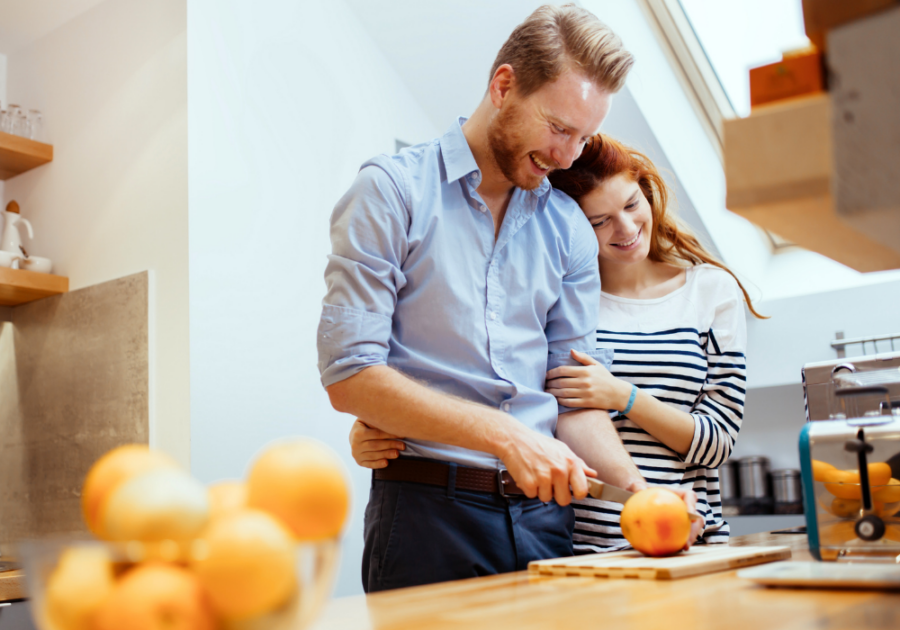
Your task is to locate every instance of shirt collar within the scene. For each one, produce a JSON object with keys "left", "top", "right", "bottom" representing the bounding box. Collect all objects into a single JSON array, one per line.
[{"left": 440, "top": 117, "right": 552, "bottom": 198}]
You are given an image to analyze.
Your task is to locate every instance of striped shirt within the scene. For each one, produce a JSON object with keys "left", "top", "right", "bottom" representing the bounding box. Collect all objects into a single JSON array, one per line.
[{"left": 573, "top": 264, "right": 748, "bottom": 553}]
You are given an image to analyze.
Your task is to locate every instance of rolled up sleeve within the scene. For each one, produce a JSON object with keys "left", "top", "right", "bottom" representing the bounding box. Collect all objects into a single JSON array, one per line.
[
  {"left": 545, "top": 213, "right": 605, "bottom": 414},
  {"left": 317, "top": 161, "right": 409, "bottom": 387}
]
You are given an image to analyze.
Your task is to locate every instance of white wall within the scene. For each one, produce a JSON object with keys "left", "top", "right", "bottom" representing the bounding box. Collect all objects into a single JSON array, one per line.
[
  {"left": 0, "top": 52, "right": 6, "bottom": 207},
  {"left": 187, "top": 0, "right": 439, "bottom": 597},
  {"left": 747, "top": 279, "right": 900, "bottom": 389},
  {"left": 2, "top": 0, "right": 189, "bottom": 465}
]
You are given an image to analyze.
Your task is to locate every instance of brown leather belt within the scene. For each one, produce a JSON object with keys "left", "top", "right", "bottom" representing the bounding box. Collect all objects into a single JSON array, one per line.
[{"left": 373, "top": 457, "right": 526, "bottom": 497}]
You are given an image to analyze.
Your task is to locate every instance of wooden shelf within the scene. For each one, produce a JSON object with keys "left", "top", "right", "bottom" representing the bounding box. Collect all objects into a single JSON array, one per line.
[
  {"left": 0, "top": 267, "right": 68, "bottom": 306},
  {"left": 0, "top": 131, "right": 53, "bottom": 180}
]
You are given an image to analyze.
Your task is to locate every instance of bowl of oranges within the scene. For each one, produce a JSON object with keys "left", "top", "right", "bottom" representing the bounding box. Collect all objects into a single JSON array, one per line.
[{"left": 21, "top": 438, "right": 350, "bottom": 630}]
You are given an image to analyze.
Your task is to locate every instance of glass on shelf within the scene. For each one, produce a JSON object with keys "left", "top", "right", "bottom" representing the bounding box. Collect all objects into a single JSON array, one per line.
[{"left": 27, "top": 110, "right": 43, "bottom": 142}]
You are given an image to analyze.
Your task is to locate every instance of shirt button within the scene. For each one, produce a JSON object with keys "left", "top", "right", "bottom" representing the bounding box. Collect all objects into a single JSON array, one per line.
[
  {"left": 489, "top": 311, "right": 497, "bottom": 321},
  {"left": 502, "top": 402, "right": 510, "bottom": 412},
  {"left": 479, "top": 204, "right": 487, "bottom": 212}
]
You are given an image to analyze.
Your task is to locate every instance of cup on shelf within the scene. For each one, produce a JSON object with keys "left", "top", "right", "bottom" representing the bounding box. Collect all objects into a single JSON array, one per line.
[
  {"left": 27, "top": 110, "right": 43, "bottom": 142},
  {"left": 7, "top": 105, "right": 26, "bottom": 137},
  {"left": 0, "top": 250, "right": 20, "bottom": 268},
  {"left": 19, "top": 256, "right": 53, "bottom": 274}
]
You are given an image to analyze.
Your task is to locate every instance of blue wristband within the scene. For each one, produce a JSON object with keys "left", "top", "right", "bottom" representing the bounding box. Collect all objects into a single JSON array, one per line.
[{"left": 622, "top": 384, "right": 638, "bottom": 415}]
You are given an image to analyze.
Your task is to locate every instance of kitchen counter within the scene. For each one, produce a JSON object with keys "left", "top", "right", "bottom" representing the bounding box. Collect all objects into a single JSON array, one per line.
[{"left": 311, "top": 532, "right": 900, "bottom": 630}]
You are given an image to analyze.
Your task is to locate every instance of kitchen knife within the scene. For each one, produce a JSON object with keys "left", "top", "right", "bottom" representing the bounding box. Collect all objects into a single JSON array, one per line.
[{"left": 585, "top": 478, "right": 703, "bottom": 523}]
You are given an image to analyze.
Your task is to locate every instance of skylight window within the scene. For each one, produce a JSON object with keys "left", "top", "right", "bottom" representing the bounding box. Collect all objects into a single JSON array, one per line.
[{"left": 677, "top": 0, "right": 810, "bottom": 118}]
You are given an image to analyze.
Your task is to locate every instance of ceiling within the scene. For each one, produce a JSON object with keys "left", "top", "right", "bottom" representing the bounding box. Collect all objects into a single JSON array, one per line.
[
  {"left": 344, "top": 0, "right": 547, "bottom": 132},
  {"left": 0, "top": 0, "right": 106, "bottom": 55}
]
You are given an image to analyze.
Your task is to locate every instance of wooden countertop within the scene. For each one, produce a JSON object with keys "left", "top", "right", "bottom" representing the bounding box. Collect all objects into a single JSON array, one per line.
[{"left": 311, "top": 533, "right": 900, "bottom": 630}]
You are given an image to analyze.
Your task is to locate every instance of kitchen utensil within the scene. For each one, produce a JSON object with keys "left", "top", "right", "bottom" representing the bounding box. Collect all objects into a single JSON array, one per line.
[
  {"left": 18, "top": 256, "right": 52, "bottom": 274},
  {"left": 528, "top": 545, "right": 791, "bottom": 580},
  {"left": 804, "top": 352, "right": 900, "bottom": 421},
  {"left": 799, "top": 387, "right": 900, "bottom": 561},
  {"left": 739, "top": 561, "right": 900, "bottom": 589},
  {"left": 772, "top": 469, "right": 803, "bottom": 514},
  {"left": 585, "top": 478, "right": 703, "bottom": 523},
  {"left": 26, "top": 110, "right": 42, "bottom": 142},
  {"left": 1, "top": 201, "right": 33, "bottom": 258},
  {"left": 0, "top": 251, "right": 19, "bottom": 269},
  {"left": 719, "top": 459, "right": 740, "bottom": 516},
  {"left": 738, "top": 456, "right": 773, "bottom": 514}
]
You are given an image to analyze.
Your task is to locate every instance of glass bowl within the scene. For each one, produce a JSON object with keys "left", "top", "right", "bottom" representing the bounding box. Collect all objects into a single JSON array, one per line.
[{"left": 19, "top": 537, "right": 340, "bottom": 630}]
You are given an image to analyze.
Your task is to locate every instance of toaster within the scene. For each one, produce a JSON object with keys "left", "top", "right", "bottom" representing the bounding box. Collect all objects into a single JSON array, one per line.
[{"left": 799, "top": 390, "right": 900, "bottom": 561}]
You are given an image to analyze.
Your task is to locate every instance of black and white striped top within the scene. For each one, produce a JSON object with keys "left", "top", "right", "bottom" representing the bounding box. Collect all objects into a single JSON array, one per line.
[{"left": 573, "top": 264, "right": 747, "bottom": 553}]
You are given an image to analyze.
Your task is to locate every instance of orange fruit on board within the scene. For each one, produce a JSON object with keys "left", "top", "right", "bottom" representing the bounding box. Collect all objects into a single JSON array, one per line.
[
  {"left": 81, "top": 445, "right": 178, "bottom": 538},
  {"left": 192, "top": 509, "right": 296, "bottom": 620},
  {"left": 620, "top": 488, "right": 691, "bottom": 557},
  {"left": 93, "top": 563, "right": 216, "bottom": 630},
  {"left": 246, "top": 438, "right": 350, "bottom": 541},
  {"left": 101, "top": 468, "right": 210, "bottom": 542},
  {"left": 208, "top": 480, "right": 248, "bottom": 521},
  {"left": 812, "top": 459, "right": 836, "bottom": 482},
  {"left": 873, "top": 478, "right": 900, "bottom": 504},
  {"left": 43, "top": 547, "right": 114, "bottom": 630}
]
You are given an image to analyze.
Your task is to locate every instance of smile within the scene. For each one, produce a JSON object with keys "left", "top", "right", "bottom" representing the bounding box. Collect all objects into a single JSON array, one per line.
[
  {"left": 611, "top": 228, "right": 642, "bottom": 249},
  {"left": 529, "top": 153, "right": 551, "bottom": 172}
]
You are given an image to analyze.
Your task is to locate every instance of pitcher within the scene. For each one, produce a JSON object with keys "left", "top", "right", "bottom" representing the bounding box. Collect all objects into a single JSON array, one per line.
[{"left": 1, "top": 200, "right": 33, "bottom": 256}]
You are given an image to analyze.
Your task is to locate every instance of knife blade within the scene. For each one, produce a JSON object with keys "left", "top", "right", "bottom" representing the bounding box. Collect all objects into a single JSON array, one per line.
[{"left": 584, "top": 478, "right": 703, "bottom": 523}]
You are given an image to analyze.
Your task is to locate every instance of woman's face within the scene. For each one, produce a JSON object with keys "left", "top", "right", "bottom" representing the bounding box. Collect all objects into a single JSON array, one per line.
[{"left": 579, "top": 173, "right": 652, "bottom": 265}]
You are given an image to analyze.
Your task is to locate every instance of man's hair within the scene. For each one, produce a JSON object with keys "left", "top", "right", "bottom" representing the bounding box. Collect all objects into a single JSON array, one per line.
[{"left": 489, "top": 4, "right": 633, "bottom": 96}]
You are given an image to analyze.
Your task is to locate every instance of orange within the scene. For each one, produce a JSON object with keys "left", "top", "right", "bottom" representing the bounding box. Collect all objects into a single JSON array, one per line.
[
  {"left": 101, "top": 468, "right": 210, "bottom": 542},
  {"left": 43, "top": 547, "right": 114, "bottom": 630},
  {"left": 620, "top": 488, "right": 691, "bottom": 557},
  {"left": 873, "top": 478, "right": 900, "bottom": 504},
  {"left": 246, "top": 438, "right": 350, "bottom": 541},
  {"left": 192, "top": 509, "right": 296, "bottom": 620},
  {"left": 867, "top": 463, "right": 893, "bottom": 488},
  {"left": 830, "top": 497, "right": 861, "bottom": 518},
  {"left": 81, "top": 444, "right": 178, "bottom": 538},
  {"left": 811, "top": 459, "right": 836, "bottom": 482},
  {"left": 208, "top": 480, "right": 247, "bottom": 521},
  {"left": 823, "top": 465, "right": 894, "bottom": 501},
  {"left": 823, "top": 469, "right": 861, "bottom": 500},
  {"left": 93, "top": 563, "right": 215, "bottom": 630}
]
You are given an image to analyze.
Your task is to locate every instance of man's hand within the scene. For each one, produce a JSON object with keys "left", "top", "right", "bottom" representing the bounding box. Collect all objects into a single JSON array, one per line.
[
  {"left": 349, "top": 419, "right": 406, "bottom": 469},
  {"left": 497, "top": 425, "right": 597, "bottom": 506}
]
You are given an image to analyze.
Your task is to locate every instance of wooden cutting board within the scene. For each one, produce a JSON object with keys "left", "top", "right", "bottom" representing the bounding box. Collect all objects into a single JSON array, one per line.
[{"left": 528, "top": 545, "right": 792, "bottom": 580}]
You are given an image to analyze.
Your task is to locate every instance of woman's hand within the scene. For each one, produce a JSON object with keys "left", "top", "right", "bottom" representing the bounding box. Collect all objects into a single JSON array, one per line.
[
  {"left": 546, "top": 349, "right": 632, "bottom": 410},
  {"left": 349, "top": 419, "right": 406, "bottom": 469}
]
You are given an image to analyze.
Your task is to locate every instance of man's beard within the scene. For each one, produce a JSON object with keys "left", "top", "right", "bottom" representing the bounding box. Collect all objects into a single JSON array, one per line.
[{"left": 486, "top": 103, "right": 550, "bottom": 191}]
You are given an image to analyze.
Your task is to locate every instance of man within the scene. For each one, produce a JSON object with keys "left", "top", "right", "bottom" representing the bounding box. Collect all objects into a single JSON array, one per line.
[{"left": 318, "top": 5, "right": 677, "bottom": 593}]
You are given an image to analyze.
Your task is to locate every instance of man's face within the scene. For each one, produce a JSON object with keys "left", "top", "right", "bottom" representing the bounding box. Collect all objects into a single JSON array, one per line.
[{"left": 487, "top": 69, "right": 612, "bottom": 190}]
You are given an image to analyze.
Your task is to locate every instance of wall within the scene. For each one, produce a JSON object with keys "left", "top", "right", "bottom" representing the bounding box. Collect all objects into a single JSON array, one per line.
[
  {"left": 187, "top": 0, "right": 439, "bottom": 597},
  {"left": 0, "top": 273, "right": 149, "bottom": 541},
  {"left": 747, "top": 278, "right": 900, "bottom": 389},
  {"left": 2, "top": 0, "right": 189, "bottom": 465},
  {"left": 0, "top": 52, "right": 6, "bottom": 207}
]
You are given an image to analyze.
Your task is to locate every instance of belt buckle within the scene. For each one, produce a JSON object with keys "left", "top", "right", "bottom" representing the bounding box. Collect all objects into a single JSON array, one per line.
[{"left": 497, "top": 469, "right": 512, "bottom": 497}]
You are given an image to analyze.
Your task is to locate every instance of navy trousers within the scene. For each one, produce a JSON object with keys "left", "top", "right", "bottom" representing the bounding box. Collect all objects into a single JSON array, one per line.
[{"left": 362, "top": 467, "right": 575, "bottom": 593}]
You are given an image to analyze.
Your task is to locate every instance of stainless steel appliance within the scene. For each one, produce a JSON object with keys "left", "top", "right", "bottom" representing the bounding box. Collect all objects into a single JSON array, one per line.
[
  {"left": 803, "top": 351, "right": 900, "bottom": 421},
  {"left": 719, "top": 459, "right": 740, "bottom": 516}
]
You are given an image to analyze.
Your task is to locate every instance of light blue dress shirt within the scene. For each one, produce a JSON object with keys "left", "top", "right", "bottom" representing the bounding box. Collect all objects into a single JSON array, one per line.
[{"left": 318, "top": 118, "right": 612, "bottom": 469}]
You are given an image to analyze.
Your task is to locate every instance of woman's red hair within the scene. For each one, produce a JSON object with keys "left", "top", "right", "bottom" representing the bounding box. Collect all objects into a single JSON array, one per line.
[{"left": 549, "top": 134, "right": 765, "bottom": 319}]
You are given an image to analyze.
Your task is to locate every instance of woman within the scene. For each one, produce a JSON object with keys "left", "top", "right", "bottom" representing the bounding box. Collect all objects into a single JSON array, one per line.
[{"left": 349, "top": 134, "right": 763, "bottom": 552}]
